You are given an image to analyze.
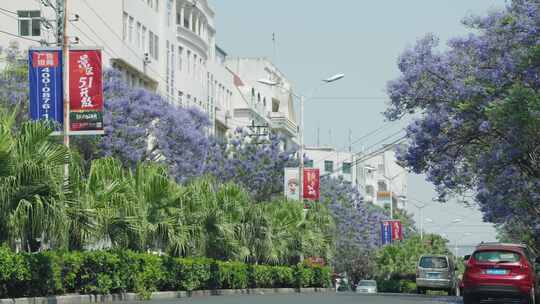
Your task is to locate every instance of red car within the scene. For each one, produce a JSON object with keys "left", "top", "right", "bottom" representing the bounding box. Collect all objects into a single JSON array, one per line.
[{"left": 462, "top": 242, "right": 540, "bottom": 304}]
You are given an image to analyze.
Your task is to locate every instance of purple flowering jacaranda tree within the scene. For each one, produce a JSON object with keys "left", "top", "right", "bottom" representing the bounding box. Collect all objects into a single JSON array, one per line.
[
  {"left": 385, "top": 0, "right": 540, "bottom": 250},
  {"left": 99, "top": 70, "right": 211, "bottom": 182}
]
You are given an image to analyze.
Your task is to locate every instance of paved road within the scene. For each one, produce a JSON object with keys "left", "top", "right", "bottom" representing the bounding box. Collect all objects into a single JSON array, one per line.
[{"left": 129, "top": 293, "right": 462, "bottom": 304}]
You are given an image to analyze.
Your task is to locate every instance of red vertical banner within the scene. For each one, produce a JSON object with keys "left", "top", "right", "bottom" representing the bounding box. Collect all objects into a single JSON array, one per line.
[
  {"left": 391, "top": 220, "right": 403, "bottom": 241},
  {"left": 69, "top": 49, "right": 104, "bottom": 134},
  {"left": 303, "top": 168, "right": 320, "bottom": 201}
]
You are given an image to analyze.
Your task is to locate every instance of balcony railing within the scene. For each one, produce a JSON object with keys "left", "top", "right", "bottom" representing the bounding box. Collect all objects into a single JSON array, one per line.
[
  {"left": 177, "top": 25, "right": 208, "bottom": 54},
  {"left": 269, "top": 112, "right": 297, "bottom": 136}
]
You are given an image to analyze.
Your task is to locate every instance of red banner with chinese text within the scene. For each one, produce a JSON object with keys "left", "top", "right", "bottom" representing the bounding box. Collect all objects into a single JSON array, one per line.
[
  {"left": 390, "top": 220, "right": 403, "bottom": 241},
  {"left": 303, "top": 168, "right": 320, "bottom": 201},
  {"left": 69, "top": 49, "right": 104, "bottom": 134}
]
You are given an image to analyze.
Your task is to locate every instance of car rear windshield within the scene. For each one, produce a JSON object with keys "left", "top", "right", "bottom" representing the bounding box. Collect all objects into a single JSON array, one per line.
[
  {"left": 358, "top": 281, "right": 376, "bottom": 287},
  {"left": 419, "top": 256, "right": 448, "bottom": 269},
  {"left": 473, "top": 250, "right": 521, "bottom": 263}
]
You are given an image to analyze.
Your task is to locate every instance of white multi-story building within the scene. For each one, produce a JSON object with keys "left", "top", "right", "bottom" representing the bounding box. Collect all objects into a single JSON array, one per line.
[
  {"left": 303, "top": 144, "right": 407, "bottom": 210},
  {"left": 303, "top": 146, "right": 355, "bottom": 183},
  {"left": 0, "top": 0, "right": 299, "bottom": 144},
  {"left": 225, "top": 57, "right": 298, "bottom": 148},
  {"left": 356, "top": 147, "right": 408, "bottom": 210}
]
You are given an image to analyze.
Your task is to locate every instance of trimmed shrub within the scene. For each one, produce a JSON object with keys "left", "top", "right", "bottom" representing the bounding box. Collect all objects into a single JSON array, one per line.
[
  {"left": 251, "top": 265, "right": 274, "bottom": 288},
  {"left": 271, "top": 266, "right": 294, "bottom": 288},
  {"left": 0, "top": 247, "right": 30, "bottom": 298},
  {"left": 163, "top": 257, "right": 212, "bottom": 291},
  {"left": 0, "top": 248, "right": 332, "bottom": 298},
  {"left": 212, "top": 261, "right": 248, "bottom": 289}
]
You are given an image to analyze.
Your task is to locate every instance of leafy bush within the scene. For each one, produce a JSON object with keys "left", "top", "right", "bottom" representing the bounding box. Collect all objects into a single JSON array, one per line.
[
  {"left": 212, "top": 261, "right": 248, "bottom": 289},
  {"left": 0, "top": 247, "right": 30, "bottom": 298},
  {"left": 271, "top": 266, "right": 294, "bottom": 288},
  {"left": 251, "top": 265, "right": 274, "bottom": 288},
  {"left": 311, "top": 265, "right": 331, "bottom": 288},
  {"left": 0, "top": 249, "right": 332, "bottom": 298},
  {"left": 163, "top": 257, "right": 212, "bottom": 291}
]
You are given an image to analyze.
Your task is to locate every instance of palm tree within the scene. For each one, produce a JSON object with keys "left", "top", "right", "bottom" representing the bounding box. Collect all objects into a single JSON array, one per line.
[{"left": 0, "top": 108, "right": 70, "bottom": 252}]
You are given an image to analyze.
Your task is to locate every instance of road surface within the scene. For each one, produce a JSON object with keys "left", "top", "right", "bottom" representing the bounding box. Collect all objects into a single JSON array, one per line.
[{"left": 128, "top": 293, "right": 461, "bottom": 304}]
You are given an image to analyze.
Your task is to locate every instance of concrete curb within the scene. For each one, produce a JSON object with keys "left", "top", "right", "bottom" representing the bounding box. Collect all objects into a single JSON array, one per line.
[{"left": 0, "top": 288, "right": 334, "bottom": 304}]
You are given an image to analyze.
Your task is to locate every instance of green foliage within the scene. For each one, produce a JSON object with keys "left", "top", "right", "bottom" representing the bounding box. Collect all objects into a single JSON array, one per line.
[
  {"left": 251, "top": 265, "right": 274, "bottom": 288},
  {"left": 0, "top": 248, "right": 331, "bottom": 298},
  {"left": 375, "top": 234, "right": 450, "bottom": 280},
  {"left": 163, "top": 257, "right": 212, "bottom": 291},
  {"left": 211, "top": 261, "right": 249, "bottom": 289}
]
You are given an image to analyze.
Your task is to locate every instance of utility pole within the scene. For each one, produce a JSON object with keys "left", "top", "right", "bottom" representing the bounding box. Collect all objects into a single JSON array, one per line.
[{"left": 57, "top": 0, "right": 70, "bottom": 180}]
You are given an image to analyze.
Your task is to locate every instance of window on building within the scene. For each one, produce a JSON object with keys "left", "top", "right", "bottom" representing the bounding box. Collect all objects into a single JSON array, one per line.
[
  {"left": 178, "top": 46, "right": 183, "bottom": 71},
  {"left": 149, "top": 31, "right": 154, "bottom": 58},
  {"left": 186, "top": 50, "right": 191, "bottom": 73},
  {"left": 153, "top": 34, "right": 159, "bottom": 60},
  {"left": 178, "top": 90, "right": 183, "bottom": 105},
  {"left": 18, "top": 11, "right": 41, "bottom": 37},
  {"left": 193, "top": 54, "right": 197, "bottom": 79},
  {"left": 324, "top": 160, "right": 334, "bottom": 173},
  {"left": 128, "top": 16, "right": 134, "bottom": 43},
  {"left": 272, "top": 99, "right": 279, "bottom": 112},
  {"left": 155, "top": 0, "right": 159, "bottom": 12},
  {"left": 378, "top": 164, "right": 385, "bottom": 173},
  {"left": 378, "top": 180, "right": 388, "bottom": 192},
  {"left": 142, "top": 26, "right": 147, "bottom": 52},
  {"left": 148, "top": 31, "right": 159, "bottom": 60},
  {"left": 136, "top": 22, "right": 141, "bottom": 48},
  {"left": 343, "top": 162, "right": 352, "bottom": 174},
  {"left": 122, "top": 12, "right": 128, "bottom": 40},
  {"left": 304, "top": 160, "right": 314, "bottom": 168},
  {"left": 366, "top": 185, "right": 374, "bottom": 196}
]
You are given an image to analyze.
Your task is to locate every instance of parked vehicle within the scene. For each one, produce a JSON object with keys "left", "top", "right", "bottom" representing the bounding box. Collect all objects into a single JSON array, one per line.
[
  {"left": 416, "top": 255, "right": 458, "bottom": 295},
  {"left": 356, "top": 280, "right": 377, "bottom": 294},
  {"left": 462, "top": 242, "right": 540, "bottom": 304}
]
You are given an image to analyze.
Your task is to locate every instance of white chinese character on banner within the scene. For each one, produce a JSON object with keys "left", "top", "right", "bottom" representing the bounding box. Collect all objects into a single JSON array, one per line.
[{"left": 77, "top": 55, "right": 95, "bottom": 108}]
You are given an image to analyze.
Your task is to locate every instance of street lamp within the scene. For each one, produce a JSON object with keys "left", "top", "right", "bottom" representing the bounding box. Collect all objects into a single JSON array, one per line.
[
  {"left": 258, "top": 73, "right": 345, "bottom": 202},
  {"left": 409, "top": 199, "right": 428, "bottom": 240}
]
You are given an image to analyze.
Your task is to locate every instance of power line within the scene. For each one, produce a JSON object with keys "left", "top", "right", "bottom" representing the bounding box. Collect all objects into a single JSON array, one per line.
[
  {"left": 0, "top": 7, "right": 17, "bottom": 15},
  {"left": 322, "top": 132, "right": 407, "bottom": 177},
  {"left": 0, "top": 9, "right": 18, "bottom": 21},
  {"left": 310, "top": 121, "right": 401, "bottom": 165},
  {"left": 0, "top": 29, "right": 45, "bottom": 44}
]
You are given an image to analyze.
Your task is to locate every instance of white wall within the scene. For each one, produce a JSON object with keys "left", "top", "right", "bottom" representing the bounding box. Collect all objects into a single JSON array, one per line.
[
  {"left": 304, "top": 147, "right": 355, "bottom": 183},
  {"left": 356, "top": 149, "right": 407, "bottom": 209}
]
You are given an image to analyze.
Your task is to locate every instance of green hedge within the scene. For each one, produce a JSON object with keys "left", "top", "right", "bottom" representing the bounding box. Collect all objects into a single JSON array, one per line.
[{"left": 0, "top": 247, "right": 332, "bottom": 298}]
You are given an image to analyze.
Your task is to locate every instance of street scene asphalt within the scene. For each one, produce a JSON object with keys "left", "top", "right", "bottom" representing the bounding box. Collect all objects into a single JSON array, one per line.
[{"left": 128, "top": 293, "right": 462, "bottom": 304}]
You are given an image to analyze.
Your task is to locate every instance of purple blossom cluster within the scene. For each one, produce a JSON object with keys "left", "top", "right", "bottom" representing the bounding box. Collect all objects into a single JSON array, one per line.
[
  {"left": 386, "top": 0, "right": 540, "bottom": 248},
  {"left": 204, "top": 130, "right": 297, "bottom": 201},
  {"left": 99, "top": 69, "right": 211, "bottom": 183},
  {"left": 320, "top": 176, "right": 388, "bottom": 276}
]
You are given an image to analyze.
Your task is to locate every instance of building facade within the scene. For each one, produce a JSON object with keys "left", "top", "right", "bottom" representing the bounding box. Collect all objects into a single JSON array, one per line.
[
  {"left": 303, "top": 146, "right": 355, "bottom": 183},
  {"left": 225, "top": 57, "right": 298, "bottom": 148},
  {"left": 303, "top": 144, "right": 407, "bottom": 210},
  {"left": 0, "top": 0, "right": 297, "bottom": 143},
  {"left": 356, "top": 148, "right": 407, "bottom": 210}
]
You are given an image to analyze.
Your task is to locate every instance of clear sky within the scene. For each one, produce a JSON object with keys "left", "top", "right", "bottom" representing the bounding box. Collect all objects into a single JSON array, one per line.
[{"left": 209, "top": 0, "right": 505, "bottom": 254}]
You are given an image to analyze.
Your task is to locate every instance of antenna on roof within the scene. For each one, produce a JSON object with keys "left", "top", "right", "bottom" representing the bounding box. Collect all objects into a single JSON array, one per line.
[{"left": 272, "top": 32, "right": 278, "bottom": 66}]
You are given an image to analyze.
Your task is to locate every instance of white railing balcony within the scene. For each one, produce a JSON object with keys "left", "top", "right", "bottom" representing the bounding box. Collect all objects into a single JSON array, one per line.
[
  {"left": 177, "top": 25, "right": 208, "bottom": 54},
  {"left": 269, "top": 112, "right": 298, "bottom": 137}
]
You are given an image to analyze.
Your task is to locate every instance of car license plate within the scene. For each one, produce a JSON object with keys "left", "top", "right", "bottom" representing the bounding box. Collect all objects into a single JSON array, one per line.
[
  {"left": 427, "top": 272, "right": 440, "bottom": 279},
  {"left": 486, "top": 269, "right": 508, "bottom": 275}
]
